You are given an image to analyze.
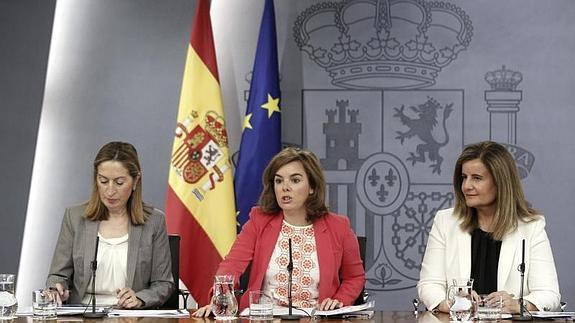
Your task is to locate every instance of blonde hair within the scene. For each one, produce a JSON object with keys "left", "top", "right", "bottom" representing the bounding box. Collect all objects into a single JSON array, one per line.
[
  {"left": 84, "top": 141, "right": 150, "bottom": 224},
  {"left": 259, "top": 147, "right": 328, "bottom": 222},
  {"left": 453, "top": 141, "right": 538, "bottom": 240}
]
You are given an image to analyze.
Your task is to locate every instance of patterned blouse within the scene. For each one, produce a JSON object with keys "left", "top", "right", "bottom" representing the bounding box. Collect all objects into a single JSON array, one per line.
[{"left": 261, "top": 220, "right": 320, "bottom": 308}]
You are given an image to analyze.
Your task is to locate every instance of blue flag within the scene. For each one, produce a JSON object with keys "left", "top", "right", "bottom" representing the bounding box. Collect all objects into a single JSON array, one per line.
[{"left": 234, "top": 0, "right": 281, "bottom": 229}]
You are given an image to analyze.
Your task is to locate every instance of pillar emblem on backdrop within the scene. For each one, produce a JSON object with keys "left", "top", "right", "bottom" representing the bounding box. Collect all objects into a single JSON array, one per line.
[
  {"left": 484, "top": 66, "right": 534, "bottom": 179},
  {"left": 292, "top": 0, "right": 533, "bottom": 293}
]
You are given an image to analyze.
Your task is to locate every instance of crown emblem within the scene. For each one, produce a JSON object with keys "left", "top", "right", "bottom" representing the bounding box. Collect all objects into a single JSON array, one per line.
[
  {"left": 293, "top": 0, "right": 473, "bottom": 89},
  {"left": 484, "top": 65, "right": 522, "bottom": 91},
  {"left": 204, "top": 111, "right": 229, "bottom": 147}
]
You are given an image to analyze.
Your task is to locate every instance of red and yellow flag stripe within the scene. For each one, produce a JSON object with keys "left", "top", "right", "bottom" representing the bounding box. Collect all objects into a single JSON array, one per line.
[{"left": 166, "top": 0, "right": 236, "bottom": 306}]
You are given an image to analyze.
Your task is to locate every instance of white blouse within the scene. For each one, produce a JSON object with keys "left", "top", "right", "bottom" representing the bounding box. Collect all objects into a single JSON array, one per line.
[
  {"left": 261, "top": 220, "right": 320, "bottom": 308},
  {"left": 81, "top": 233, "right": 128, "bottom": 306}
]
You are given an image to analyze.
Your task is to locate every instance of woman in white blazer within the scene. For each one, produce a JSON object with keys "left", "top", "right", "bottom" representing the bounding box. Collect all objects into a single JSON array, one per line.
[{"left": 417, "top": 141, "right": 560, "bottom": 314}]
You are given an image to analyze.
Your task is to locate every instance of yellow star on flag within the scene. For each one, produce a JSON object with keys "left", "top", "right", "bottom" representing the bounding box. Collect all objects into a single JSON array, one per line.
[
  {"left": 261, "top": 93, "right": 280, "bottom": 118},
  {"left": 243, "top": 113, "right": 253, "bottom": 131}
]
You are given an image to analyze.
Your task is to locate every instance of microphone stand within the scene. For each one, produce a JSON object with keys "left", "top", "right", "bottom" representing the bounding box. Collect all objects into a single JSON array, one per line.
[
  {"left": 512, "top": 239, "right": 532, "bottom": 321},
  {"left": 281, "top": 238, "right": 299, "bottom": 320},
  {"left": 84, "top": 236, "right": 106, "bottom": 318}
]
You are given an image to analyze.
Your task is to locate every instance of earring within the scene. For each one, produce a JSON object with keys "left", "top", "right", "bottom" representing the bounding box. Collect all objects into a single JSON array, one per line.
[{"left": 132, "top": 186, "right": 136, "bottom": 191}]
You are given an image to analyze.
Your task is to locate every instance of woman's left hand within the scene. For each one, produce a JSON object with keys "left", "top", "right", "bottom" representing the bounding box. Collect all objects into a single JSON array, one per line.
[
  {"left": 485, "top": 291, "right": 517, "bottom": 314},
  {"left": 318, "top": 298, "right": 343, "bottom": 311},
  {"left": 116, "top": 287, "right": 143, "bottom": 309}
]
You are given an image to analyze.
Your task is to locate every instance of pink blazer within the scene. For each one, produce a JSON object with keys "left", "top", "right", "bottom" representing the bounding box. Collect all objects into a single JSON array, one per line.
[{"left": 216, "top": 207, "right": 365, "bottom": 310}]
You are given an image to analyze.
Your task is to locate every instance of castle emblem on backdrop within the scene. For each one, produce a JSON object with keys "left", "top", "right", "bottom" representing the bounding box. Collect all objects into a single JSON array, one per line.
[
  {"left": 293, "top": 0, "right": 473, "bottom": 89},
  {"left": 171, "top": 110, "right": 232, "bottom": 201},
  {"left": 295, "top": 0, "right": 472, "bottom": 292}
]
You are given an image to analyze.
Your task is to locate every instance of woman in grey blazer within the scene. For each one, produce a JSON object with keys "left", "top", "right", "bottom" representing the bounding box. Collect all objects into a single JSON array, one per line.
[{"left": 46, "top": 142, "right": 174, "bottom": 309}]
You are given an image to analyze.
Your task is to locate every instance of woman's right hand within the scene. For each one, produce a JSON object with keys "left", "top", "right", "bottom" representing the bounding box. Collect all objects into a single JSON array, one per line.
[
  {"left": 192, "top": 305, "right": 213, "bottom": 318},
  {"left": 436, "top": 300, "right": 450, "bottom": 313},
  {"left": 46, "top": 283, "right": 70, "bottom": 306}
]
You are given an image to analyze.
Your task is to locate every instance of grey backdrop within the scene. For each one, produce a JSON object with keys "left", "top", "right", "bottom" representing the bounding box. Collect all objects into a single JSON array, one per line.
[
  {"left": 0, "top": 0, "right": 55, "bottom": 275},
  {"left": 2, "top": 0, "right": 574, "bottom": 310}
]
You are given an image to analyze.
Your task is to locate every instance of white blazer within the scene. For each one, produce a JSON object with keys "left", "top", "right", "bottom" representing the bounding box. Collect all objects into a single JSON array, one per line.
[{"left": 417, "top": 208, "right": 560, "bottom": 312}]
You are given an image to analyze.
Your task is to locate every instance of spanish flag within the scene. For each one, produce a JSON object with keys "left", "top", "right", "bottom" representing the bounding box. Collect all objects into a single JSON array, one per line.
[{"left": 165, "top": 0, "right": 236, "bottom": 306}]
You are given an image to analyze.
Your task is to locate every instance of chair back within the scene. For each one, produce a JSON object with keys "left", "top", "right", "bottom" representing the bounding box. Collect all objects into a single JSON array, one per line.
[
  {"left": 357, "top": 236, "right": 366, "bottom": 267},
  {"left": 161, "top": 234, "right": 180, "bottom": 309},
  {"left": 354, "top": 236, "right": 368, "bottom": 305}
]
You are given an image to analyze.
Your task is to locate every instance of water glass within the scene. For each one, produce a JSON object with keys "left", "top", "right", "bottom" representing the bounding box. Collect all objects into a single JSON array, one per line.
[
  {"left": 249, "top": 291, "right": 273, "bottom": 320},
  {"left": 211, "top": 274, "right": 238, "bottom": 320},
  {"left": 32, "top": 289, "right": 57, "bottom": 319},
  {"left": 447, "top": 278, "right": 475, "bottom": 321},
  {"left": 477, "top": 294, "right": 503, "bottom": 321},
  {"left": 0, "top": 274, "right": 18, "bottom": 320}
]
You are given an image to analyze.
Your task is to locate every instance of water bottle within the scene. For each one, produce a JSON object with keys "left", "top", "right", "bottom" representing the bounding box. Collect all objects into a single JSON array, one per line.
[
  {"left": 211, "top": 274, "right": 238, "bottom": 320},
  {"left": 447, "top": 278, "right": 475, "bottom": 322},
  {"left": 0, "top": 274, "right": 18, "bottom": 319}
]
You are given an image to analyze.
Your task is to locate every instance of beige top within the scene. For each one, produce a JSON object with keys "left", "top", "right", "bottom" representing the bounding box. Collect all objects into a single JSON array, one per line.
[{"left": 81, "top": 233, "right": 129, "bottom": 306}]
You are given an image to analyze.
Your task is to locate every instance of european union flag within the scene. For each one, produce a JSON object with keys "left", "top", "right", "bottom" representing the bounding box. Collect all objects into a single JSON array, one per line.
[{"left": 234, "top": 0, "right": 281, "bottom": 229}]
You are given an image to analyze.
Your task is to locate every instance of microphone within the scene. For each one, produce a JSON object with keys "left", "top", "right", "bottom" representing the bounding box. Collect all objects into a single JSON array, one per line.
[
  {"left": 84, "top": 235, "right": 105, "bottom": 318},
  {"left": 280, "top": 238, "right": 299, "bottom": 320},
  {"left": 512, "top": 239, "right": 532, "bottom": 321}
]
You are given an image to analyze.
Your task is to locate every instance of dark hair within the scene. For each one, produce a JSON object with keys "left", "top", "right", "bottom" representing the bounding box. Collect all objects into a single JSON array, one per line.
[
  {"left": 453, "top": 141, "right": 537, "bottom": 240},
  {"left": 259, "top": 147, "right": 328, "bottom": 222},
  {"left": 84, "top": 141, "right": 150, "bottom": 224}
]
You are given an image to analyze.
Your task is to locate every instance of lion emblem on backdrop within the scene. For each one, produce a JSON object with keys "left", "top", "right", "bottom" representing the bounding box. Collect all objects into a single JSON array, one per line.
[{"left": 394, "top": 97, "right": 453, "bottom": 175}]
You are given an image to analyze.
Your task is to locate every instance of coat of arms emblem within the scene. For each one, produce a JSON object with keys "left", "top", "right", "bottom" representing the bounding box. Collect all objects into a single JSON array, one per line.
[{"left": 171, "top": 110, "right": 230, "bottom": 200}]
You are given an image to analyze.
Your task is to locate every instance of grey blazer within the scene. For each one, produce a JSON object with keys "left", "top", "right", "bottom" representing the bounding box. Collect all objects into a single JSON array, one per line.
[{"left": 46, "top": 204, "right": 175, "bottom": 308}]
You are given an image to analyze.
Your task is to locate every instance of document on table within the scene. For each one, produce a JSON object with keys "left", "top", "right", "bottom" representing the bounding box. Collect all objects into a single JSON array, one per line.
[
  {"left": 17, "top": 306, "right": 188, "bottom": 318},
  {"left": 57, "top": 305, "right": 109, "bottom": 316},
  {"left": 530, "top": 311, "right": 575, "bottom": 319},
  {"left": 313, "top": 301, "right": 375, "bottom": 317},
  {"left": 240, "top": 306, "right": 314, "bottom": 317},
  {"left": 107, "top": 309, "right": 189, "bottom": 318},
  {"left": 240, "top": 301, "right": 375, "bottom": 318}
]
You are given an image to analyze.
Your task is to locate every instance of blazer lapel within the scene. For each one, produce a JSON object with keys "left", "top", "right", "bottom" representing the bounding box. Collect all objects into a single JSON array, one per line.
[
  {"left": 126, "top": 223, "right": 142, "bottom": 288},
  {"left": 83, "top": 220, "right": 99, "bottom": 296},
  {"left": 253, "top": 215, "right": 282, "bottom": 289},
  {"left": 456, "top": 226, "right": 472, "bottom": 280},
  {"left": 314, "top": 217, "right": 332, "bottom": 300},
  {"left": 497, "top": 228, "right": 519, "bottom": 290}
]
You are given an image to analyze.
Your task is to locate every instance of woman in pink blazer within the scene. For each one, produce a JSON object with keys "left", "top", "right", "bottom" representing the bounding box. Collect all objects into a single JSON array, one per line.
[{"left": 193, "top": 148, "right": 365, "bottom": 316}]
